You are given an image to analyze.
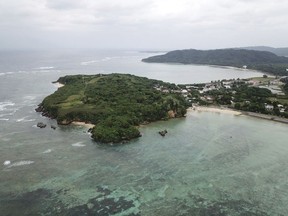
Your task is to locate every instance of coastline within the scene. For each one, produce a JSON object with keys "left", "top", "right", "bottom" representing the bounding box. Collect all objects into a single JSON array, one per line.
[
  {"left": 71, "top": 121, "right": 95, "bottom": 129},
  {"left": 53, "top": 82, "right": 64, "bottom": 88},
  {"left": 189, "top": 106, "right": 288, "bottom": 125},
  {"left": 188, "top": 106, "right": 241, "bottom": 115}
]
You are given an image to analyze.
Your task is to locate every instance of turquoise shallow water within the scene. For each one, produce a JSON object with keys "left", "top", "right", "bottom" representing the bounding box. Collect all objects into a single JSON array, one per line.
[
  {"left": 1, "top": 110, "right": 288, "bottom": 215},
  {"left": 0, "top": 50, "right": 286, "bottom": 215}
]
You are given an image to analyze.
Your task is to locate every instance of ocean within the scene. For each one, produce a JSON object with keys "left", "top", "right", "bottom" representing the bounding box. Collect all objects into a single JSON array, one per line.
[{"left": 0, "top": 50, "right": 288, "bottom": 215}]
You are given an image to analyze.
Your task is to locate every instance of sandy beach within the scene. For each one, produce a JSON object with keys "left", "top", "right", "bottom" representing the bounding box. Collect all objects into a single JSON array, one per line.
[
  {"left": 188, "top": 106, "right": 288, "bottom": 124},
  {"left": 188, "top": 106, "right": 242, "bottom": 115},
  {"left": 53, "top": 82, "right": 64, "bottom": 88},
  {"left": 71, "top": 121, "right": 95, "bottom": 129}
]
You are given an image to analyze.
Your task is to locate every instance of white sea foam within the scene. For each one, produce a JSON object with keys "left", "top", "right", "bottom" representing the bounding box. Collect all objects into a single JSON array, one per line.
[
  {"left": 81, "top": 57, "right": 114, "bottom": 65},
  {"left": 0, "top": 109, "right": 17, "bottom": 118},
  {"left": 3, "top": 160, "right": 11, "bottom": 166},
  {"left": 43, "top": 149, "right": 52, "bottom": 154},
  {"left": 0, "top": 71, "right": 16, "bottom": 76},
  {"left": 72, "top": 142, "right": 86, "bottom": 147},
  {"left": 0, "top": 102, "right": 17, "bottom": 118},
  {"left": 35, "top": 66, "right": 55, "bottom": 70},
  {"left": 0, "top": 101, "right": 15, "bottom": 111},
  {"left": 16, "top": 116, "right": 36, "bottom": 122},
  {"left": 8, "top": 160, "right": 34, "bottom": 167},
  {"left": 0, "top": 118, "right": 9, "bottom": 121},
  {"left": 23, "top": 95, "right": 36, "bottom": 101},
  {"left": 81, "top": 60, "right": 100, "bottom": 65}
]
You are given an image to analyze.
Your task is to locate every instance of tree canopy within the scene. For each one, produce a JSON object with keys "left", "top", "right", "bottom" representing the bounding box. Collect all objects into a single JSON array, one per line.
[
  {"left": 143, "top": 49, "right": 288, "bottom": 76},
  {"left": 39, "top": 74, "right": 189, "bottom": 143}
]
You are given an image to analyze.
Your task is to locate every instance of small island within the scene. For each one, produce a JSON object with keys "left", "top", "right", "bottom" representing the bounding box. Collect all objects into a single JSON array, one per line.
[
  {"left": 142, "top": 48, "right": 288, "bottom": 76},
  {"left": 36, "top": 74, "right": 189, "bottom": 143}
]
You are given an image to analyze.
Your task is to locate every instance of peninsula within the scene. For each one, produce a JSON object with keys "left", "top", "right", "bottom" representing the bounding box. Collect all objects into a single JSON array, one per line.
[
  {"left": 36, "top": 74, "right": 189, "bottom": 143},
  {"left": 142, "top": 49, "right": 288, "bottom": 76},
  {"left": 36, "top": 73, "right": 288, "bottom": 143}
]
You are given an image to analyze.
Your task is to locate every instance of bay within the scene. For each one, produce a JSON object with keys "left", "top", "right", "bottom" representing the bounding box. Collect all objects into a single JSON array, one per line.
[{"left": 0, "top": 50, "right": 287, "bottom": 215}]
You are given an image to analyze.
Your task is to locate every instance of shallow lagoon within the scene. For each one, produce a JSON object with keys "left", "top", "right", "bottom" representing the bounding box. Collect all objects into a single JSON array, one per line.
[{"left": 1, "top": 110, "right": 288, "bottom": 215}]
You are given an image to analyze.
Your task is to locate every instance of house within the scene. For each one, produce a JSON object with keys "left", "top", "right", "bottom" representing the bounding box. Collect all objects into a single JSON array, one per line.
[
  {"left": 277, "top": 105, "right": 286, "bottom": 113},
  {"left": 247, "top": 80, "right": 259, "bottom": 86},
  {"left": 277, "top": 104, "right": 284, "bottom": 108},
  {"left": 265, "top": 104, "right": 274, "bottom": 111},
  {"left": 181, "top": 89, "right": 188, "bottom": 94}
]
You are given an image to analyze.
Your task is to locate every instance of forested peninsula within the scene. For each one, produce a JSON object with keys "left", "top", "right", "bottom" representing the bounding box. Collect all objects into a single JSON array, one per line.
[
  {"left": 142, "top": 49, "right": 288, "bottom": 76},
  {"left": 36, "top": 74, "right": 189, "bottom": 143}
]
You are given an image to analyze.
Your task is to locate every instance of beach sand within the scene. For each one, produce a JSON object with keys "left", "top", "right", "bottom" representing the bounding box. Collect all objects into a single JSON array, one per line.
[
  {"left": 188, "top": 106, "right": 242, "bottom": 115},
  {"left": 71, "top": 121, "right": 95, "bottom": 129},
  {"left": 53, "top": 82, "right": 64, "bottom": 88},
  {"left": 188, "top": 106, "right": 288, "bottom": 124}
]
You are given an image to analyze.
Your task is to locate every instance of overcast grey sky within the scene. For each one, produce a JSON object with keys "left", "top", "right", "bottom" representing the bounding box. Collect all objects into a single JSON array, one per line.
[{"left": 0, "top": 0, "right": 287, "bottom": 50}]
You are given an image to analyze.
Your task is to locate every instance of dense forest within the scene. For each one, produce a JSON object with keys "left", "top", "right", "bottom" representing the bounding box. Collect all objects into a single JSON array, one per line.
[
  {"left": 239, "top": 46, "right": 288, "bottom": 57},
  {"left": 142, "top": 49, "right": 288, "bottom": 76},
  {"left": 37, "top": 74, "right": 189, "bottom": 143}
]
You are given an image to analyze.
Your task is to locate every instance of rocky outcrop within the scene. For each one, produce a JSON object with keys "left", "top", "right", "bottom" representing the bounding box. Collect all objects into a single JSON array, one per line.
[
  {"left": 168, "top": 110, "right": 176, "bottom": 118},
  {"left": 35, "top": 104, "right": 54, "bottom": 118},
  {"left": 159, "top": 129, "right": 168, "bottom": 137},
  {"left": 37, "top": 122, "right": 47, "bottom": 128}
]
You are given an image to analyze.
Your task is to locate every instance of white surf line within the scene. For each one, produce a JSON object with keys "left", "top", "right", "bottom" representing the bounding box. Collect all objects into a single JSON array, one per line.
[{"left": 71, "top": 142, "right": 86, "bottom": 147}]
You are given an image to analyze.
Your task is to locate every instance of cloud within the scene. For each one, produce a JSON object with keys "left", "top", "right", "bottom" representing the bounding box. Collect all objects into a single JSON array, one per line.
[
  {"left": 0, "top": 0, "right": 287, "bottom": 49},
  {"left": 45, "top": 0, "right": 85, "bottom": 10}
]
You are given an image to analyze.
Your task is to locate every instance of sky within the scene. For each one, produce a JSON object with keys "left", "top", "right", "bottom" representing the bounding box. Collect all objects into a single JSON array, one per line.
[{"left": 0, "top": 0, "right": 288, "bottom": 50}]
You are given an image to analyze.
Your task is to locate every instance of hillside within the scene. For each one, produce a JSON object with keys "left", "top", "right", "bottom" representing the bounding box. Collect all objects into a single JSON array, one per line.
[
  {"left": 36, "top": 74, "right": 188, "bottom": 143},
  {"left": 239, "top": 46, "right": 288, "bottom": 57},
  {"left": 142, "top": 49, "right": 288, "bottom": 76}
]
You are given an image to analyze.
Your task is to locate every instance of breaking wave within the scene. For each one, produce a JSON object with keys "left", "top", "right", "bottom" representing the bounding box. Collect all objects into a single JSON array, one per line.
[
  {"left": 16, "top": 116, "right": 36, "bottom": 123},
  {"left": 0, "top": 118, "right": 9, "bottom": 121},
  {"left": 71, "top": 142, "right": 86, "bottom": 147},
  {"left": 34, "top": 66, "right": 55, "bottom": 70},
  {"left": 80, "top": 57, "right": 115, "bottom": 65},
  {"left": 42, "top": 149, "right": 52, "bottom": 154},
  {"left": 7, "top": 160, "right": 34, "bottom": 168},
  {"left": 0, "top": 101, "right": 15, "bottom": 111},
  {"left": 0, "top": 101, "right": 17, "bottom": 119}
]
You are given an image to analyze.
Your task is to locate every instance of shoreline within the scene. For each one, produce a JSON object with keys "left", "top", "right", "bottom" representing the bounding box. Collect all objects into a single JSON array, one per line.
[
  {"left": 53, "top": 82, "right": 64, "bottom": 88},
  {"left": 189, "top": 106, "right": 288, "bottom": 125},
  {"left": 188, "top": 106, "right": 242, "bottom": 115},
  {"left": 71, "top": 121, "right": 95, "bottom": 129}
]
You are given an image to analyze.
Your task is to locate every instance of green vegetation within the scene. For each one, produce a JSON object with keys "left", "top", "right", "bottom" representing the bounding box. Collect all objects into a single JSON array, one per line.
[
  {"left": 142, "top": 49, "right": 288, "bottom": 76},
  {"left": 240, "top": 46, "right": 288, "bottom": 57},
  {"left": 190, "top": 78, "right": 288, "bottom": 118},
  {"left": 280, "top": 77, "right": 288, "bottom": 94},
  {"left": 39, "top": 74, "right": 189, "bottom": 143}
]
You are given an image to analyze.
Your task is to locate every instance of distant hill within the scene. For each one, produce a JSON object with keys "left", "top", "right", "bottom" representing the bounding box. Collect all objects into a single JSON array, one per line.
[
  {"left": 142, "top": 49, "right": 288, "bottom": 76},
  {"left": 239, "top": 46, "right": 288, "bottom": 57}
]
